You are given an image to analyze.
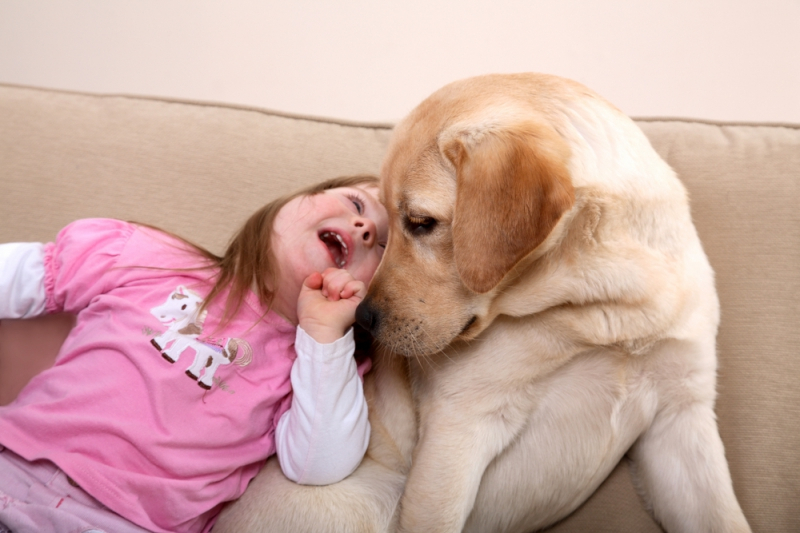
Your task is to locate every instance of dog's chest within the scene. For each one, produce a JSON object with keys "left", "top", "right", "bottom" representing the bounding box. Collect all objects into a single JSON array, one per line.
[{"left": 460, "top": 352, "right": 658, "bottom": 531}]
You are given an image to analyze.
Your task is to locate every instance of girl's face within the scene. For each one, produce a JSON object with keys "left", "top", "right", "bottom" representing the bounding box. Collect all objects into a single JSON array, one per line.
[{"left": 270, "top": 184, "right": 389, "bottom": 324}]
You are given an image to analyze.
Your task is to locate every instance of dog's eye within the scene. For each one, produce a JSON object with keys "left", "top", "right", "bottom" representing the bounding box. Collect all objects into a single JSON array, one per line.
[{"left": 406, "top": 215, "right": 437, "bottom": 235}]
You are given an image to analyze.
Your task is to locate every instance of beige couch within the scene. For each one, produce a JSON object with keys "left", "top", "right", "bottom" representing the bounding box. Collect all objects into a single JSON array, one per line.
[{"left": 0, "top": 83, "right": 798, "bottom": 532}]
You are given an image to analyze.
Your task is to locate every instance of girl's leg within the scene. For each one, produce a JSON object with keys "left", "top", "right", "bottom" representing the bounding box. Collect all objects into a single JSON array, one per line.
[{"left": 0, "top": 446, "right": 149, "bottom": 533}]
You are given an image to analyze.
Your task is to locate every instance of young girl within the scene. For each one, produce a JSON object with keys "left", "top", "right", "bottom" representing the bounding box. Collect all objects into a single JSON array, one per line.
[{"left": 0, "top": 175, "right": 388, "bottom": 533}]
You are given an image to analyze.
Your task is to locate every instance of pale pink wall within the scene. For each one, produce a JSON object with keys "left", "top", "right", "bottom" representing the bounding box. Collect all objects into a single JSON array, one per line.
[{"left": 1, "top": 0, "right": 798, "bottom": 123}]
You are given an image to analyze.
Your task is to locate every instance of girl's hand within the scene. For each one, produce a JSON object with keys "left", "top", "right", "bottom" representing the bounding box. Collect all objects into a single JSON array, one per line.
[{"left": 297, "top": 268, "right": 367, "bottom": 344}]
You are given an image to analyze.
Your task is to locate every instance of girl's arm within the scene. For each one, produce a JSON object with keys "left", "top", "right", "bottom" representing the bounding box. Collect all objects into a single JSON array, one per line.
[
  {"left": 0, "top": 242, "right": 47, "bottom": 319},
  {"left": 274, "top": 326, "right": 370, "bottom": 485},
  {"left": 274, "top": 268, "right": 372, "bottom": 485}
]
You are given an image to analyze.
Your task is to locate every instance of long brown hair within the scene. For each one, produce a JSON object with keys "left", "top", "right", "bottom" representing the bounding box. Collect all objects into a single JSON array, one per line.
[{"left": 192, "top": 174, "right": 379, "bottom": 322}]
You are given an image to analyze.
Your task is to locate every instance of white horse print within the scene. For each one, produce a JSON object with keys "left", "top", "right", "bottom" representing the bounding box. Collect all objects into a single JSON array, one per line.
[
  {"left": 150, "top": 285, "right": 206, "bottom": 362},
  {"left": 183, "top": 337, "right": 252, "bottom": 390},
  {"left": 150, "top": 286, "right": 252, "bottom": 390}
]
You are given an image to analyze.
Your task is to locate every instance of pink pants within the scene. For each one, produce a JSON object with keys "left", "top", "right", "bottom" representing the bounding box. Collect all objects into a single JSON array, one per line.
[{"left": 0, "top": 445, "right": 151, "bottom": 533}]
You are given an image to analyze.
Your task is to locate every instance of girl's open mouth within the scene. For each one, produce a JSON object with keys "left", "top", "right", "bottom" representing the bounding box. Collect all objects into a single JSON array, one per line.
[{"left": 319, "top": 231, "right": 349, "bottom": 268}]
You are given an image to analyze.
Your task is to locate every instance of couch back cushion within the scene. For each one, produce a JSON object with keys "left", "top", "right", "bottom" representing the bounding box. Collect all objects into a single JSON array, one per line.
[
  {"left": 0, "top": 85, "right": 393, "bottom": 252},
  {"left": 1, "top": 85, "right": 798, "bottom": 532}
]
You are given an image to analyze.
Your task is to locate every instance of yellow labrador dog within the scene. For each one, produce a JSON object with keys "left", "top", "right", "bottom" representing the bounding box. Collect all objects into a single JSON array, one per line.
[{"left": 215, "top": 73, "right": 750, "bottom": 533}]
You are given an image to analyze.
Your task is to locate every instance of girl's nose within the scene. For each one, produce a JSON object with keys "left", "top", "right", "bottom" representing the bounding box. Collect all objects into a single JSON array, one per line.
[{"left": 354, "top": 216, "right": 377, "bottom": 247}]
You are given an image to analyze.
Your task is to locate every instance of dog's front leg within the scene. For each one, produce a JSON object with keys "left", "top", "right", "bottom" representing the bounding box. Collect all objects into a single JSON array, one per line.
[{"left": 397, "top": 404, "right": 517, "bottom": 533}]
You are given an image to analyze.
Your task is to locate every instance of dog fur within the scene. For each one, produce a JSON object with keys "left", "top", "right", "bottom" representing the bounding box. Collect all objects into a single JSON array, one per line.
[{"left": 214, "top": 73, "right": 750, "bottom": 533}]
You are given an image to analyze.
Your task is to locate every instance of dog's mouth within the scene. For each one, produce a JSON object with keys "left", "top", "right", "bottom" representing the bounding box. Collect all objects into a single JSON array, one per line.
[
  {"left": 319, "top": 231, "right": 349, "bottom": 268},
  {"left": 459, "top": 315, "right": 478, "bottom": 336}
]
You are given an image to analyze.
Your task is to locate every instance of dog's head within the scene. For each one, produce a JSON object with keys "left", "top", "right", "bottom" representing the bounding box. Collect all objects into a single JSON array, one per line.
[{"left": 356, "top": 74, "right": 576, "bottom": 356}]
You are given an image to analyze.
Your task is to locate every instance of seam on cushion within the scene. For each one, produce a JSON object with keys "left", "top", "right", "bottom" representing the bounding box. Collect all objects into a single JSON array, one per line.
[
  {"left": 3, "top": 83, "right": 798, "bottom": 131},
  {"left": 0, "top": 83, "right": 396, "bottom": 131},
  {"left": 634, "top": 116, "right": 800, "bottom": 130},
  {"left": 123, "top": 95, "right": 397, "bottom": 130}
]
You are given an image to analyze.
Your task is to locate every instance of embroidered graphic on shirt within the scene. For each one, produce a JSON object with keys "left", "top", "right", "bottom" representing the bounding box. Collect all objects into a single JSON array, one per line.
[
  {"left": 213, "top": 376, "right": 235, "bottom": 394},
  {"left": 149, "top": 285, "right": 253, "bottom": 390}
]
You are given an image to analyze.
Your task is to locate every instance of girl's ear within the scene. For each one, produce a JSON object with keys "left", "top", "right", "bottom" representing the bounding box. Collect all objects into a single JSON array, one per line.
[{"left": 441, "top": 121, "right": 574, "bottom": 293}]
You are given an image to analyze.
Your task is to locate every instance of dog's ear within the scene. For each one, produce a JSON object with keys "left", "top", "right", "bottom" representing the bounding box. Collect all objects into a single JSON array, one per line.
[{"left": 442, "top": 121, "right": 574, "bottom": 293}]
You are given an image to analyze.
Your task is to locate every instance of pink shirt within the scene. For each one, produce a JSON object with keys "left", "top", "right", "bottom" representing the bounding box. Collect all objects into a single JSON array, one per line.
[{"left": 0, "top": 219, "right": 368, "bottom": 533}]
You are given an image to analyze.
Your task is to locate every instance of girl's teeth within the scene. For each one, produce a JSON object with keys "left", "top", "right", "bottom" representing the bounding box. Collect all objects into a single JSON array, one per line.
[{"left": 320, "top": 231, "right": 348, "bottom": 267}]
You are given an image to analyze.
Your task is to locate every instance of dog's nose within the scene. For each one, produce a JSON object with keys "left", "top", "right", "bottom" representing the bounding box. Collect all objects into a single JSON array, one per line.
[{"left": 355, "top": 298, "right": 380, "bottom": 333}]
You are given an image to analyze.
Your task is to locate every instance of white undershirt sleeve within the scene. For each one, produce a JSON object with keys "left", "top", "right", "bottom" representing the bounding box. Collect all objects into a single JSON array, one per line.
[
  {"left": 0, "top": 242, "right": 47, "bottom": 319},
  {"left": 274, "top": 326, "right": 370, "bottom": 485}
]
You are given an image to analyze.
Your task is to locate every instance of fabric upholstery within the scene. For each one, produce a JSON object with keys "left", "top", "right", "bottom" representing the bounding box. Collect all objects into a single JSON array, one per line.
[{"left": 1, "top": 84, "right": 797, "bottom": 532}]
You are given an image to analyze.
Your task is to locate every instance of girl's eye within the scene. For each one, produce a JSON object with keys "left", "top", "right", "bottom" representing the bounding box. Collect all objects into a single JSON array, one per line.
[{"left": 346, "top": 193, "right": 365, "bottom": 215}]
